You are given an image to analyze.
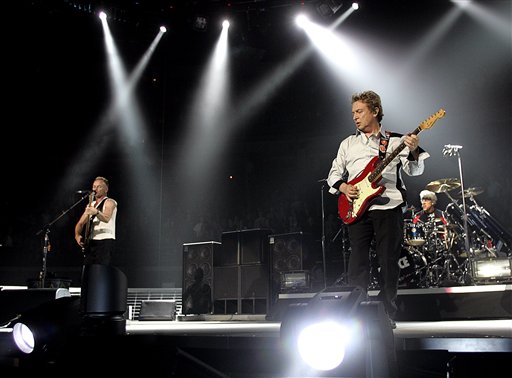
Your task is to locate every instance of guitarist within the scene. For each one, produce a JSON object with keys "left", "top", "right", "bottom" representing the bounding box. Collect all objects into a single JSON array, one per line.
[
  {"left": 326, "top": 90, "right": 430, "bottom": 328},
  {"left": 74, "top": 176, "right": 117, "bottom": 266}
]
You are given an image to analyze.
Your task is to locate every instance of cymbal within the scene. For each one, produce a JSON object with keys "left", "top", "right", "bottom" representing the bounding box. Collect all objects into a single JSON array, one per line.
[
  {"left": 425, "top": 178, "right": 461, "bottom": 193},
  {"left": 456, "top": 187, "right": 484, "bottom": 198}
]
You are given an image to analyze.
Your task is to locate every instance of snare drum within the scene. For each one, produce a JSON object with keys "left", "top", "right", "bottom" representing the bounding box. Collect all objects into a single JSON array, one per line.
[{"left": 404, "top": 221, "right": 426, "bottom": 246}]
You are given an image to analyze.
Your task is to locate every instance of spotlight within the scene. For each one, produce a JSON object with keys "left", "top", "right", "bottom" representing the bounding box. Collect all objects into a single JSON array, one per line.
[
  {"left": 193, "top": 15, "right": 208, "bottom": 31},
  {"left": 316, "top": 0, "right": 344, "bottom": 18},
  {"left": 11, "top": 296, "right": 81, "bottom": 356},
  {"left": 280, "top": 286, "right": 396, "bottom": 376}
]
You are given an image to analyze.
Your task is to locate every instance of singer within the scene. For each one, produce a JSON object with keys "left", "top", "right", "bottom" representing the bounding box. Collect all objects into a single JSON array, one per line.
[{"left": 74, "top": 176, "right": 117, "bottom": 265}]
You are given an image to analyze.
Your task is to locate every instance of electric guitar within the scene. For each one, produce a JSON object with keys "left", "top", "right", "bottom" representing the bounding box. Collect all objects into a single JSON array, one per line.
[
  {"left": 338, "top": 109, "right": 446, "bottom": 225},
  {"left": 82, "top": 191, "right": 95, "bottom": 255}
]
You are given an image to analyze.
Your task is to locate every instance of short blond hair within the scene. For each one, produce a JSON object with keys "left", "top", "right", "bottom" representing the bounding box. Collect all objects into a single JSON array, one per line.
[{"left": 94, "top": 176, "right": 109, "bottom": 188}]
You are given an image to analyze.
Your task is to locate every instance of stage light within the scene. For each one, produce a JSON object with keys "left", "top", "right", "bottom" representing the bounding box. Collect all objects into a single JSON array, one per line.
[
  {"left": 280, "top": 286, "right": 396, "bottom": 376},
  {"left": 297, "top": 320, "right": 354, "bottom": 370},
  {"left": 193, "top": 15, "right": 208, "bottom": 31},
  {"left": 11, "top": 296, "right": 81, "bottom": 356},
  {"left": 316, "top": 0, "right": 344, "bottom": 18}
]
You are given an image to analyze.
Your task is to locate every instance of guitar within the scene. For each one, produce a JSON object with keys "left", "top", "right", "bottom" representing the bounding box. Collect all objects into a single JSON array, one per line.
[
  {"left": 82, "top": 191, "right": 95, "bottom": 255},
  {"left": 338, "top": 109, "right": 446, "bottom": 225}
]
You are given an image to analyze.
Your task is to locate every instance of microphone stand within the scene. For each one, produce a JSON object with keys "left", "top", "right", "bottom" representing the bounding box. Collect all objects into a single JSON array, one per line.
[
  {"left": 318, "top": 179, "right": 328, "bottom": 289},
  {"left": 35, "top": 192, "right": 90, "bottom": 288},
  {"left": 442, "top": 145, "right": 473, "bottom": 284}
]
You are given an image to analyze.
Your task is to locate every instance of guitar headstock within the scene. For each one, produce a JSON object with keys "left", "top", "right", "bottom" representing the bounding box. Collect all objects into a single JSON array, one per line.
[{"left": 419, "top": 108, "right": 446, "bottom": 130}]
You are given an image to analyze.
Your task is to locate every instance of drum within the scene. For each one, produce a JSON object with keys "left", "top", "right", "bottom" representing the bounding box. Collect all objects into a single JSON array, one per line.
[
  {"left": 404, "top": 221, "right": 426, "bottom": 246},
  {"left": 398, "top": 246, "right": 428, "bottom": 287}
]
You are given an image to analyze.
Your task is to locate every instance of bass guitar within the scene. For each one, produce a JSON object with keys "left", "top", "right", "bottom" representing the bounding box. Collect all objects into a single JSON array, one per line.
[
  {"left": 338, "top": 109, "right": 446, "bottom": 225},
  {"left": 82, "top": 191, "right": 95, "bottom": 255}
]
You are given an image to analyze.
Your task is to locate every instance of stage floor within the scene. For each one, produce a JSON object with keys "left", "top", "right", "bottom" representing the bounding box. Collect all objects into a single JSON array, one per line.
[{"left": 1, "top": 284, "right": 511, "bottom": 377}]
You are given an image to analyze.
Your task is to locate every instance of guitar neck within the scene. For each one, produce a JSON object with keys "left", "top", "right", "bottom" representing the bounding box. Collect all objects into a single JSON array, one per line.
[{"left": 369, "top": 126, "right": 422, "bottom": 183}]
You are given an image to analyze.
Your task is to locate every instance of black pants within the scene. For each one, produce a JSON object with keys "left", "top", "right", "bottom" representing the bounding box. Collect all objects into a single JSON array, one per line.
[
  {"left": 83, "top": 239, "right": 115, "bottom": 266},
  {"left": 347, "top": 207, "right": 403, "bottom": 319}
]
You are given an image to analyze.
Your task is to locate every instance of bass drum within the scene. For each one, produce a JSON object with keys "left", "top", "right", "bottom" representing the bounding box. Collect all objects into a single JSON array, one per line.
[{"left": 398, "top": 246, "right": 428, "bottom": 288}]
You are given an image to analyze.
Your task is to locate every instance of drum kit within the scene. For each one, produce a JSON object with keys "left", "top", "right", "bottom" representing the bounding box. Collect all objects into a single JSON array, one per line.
[{"left": 397, "top": 178, "right": 512, "bottom": 288}]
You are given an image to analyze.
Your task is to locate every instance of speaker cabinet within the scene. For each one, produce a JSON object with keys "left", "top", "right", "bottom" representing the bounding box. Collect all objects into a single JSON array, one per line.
[
  {"left": 182, "top": 241, "right": 219, "bottom": 315},
  {"left": 219, "top": 228, "right": 272, "bottom": 266},
  {"left": 240, "top": 228, "right": 272, "bottom": 265},
  {"left": 213, "top": 266, "right": 239, "bottom": 300},
  {"left": 269, "top": 232, "right": 323, "bottom": 300},
  {"left": 213, "top": 265, "right": 270, "bottom": 315}
]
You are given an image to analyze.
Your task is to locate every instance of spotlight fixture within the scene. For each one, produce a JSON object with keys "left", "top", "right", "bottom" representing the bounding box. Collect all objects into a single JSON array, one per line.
[
  {"left": 193, "top": 15, "right": 209, "bottom": 31},
  {"left": 316, "top": 0, "right": 344, "bottom": 18},
  {"left": 280, "top": 286, "right": 396, "bottom": 376},
  {"left": 11, "top": 296, "right": 82, "bottom": 356}
]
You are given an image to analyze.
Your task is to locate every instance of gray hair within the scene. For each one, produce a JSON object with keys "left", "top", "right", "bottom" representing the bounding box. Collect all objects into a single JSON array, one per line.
[{"left": 420, "top": 190, "right": 437, "bottom": 204}]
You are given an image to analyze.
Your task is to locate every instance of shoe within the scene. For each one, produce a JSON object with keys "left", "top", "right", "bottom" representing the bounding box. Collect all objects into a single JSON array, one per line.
[{"left": 388, "top": 317, "right": 396, "bottom": 329}]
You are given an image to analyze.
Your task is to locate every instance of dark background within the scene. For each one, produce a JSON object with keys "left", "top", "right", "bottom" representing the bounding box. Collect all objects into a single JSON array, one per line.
[{"left": 1, "top": 0, "right": 511, "bottom": 288}]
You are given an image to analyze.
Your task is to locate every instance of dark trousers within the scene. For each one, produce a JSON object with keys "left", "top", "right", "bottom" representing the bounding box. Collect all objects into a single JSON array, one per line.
[
  {"left": 347, "top": 206, "right": 403, "bottom": 318},
  {"left": 83, "top": 239, "right": 115, "bottom": 266}
]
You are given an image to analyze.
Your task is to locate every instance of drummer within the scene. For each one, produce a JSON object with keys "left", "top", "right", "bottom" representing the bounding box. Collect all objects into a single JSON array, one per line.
[{"left": 412, "top": 190, "right": 448, "bottom": 225}]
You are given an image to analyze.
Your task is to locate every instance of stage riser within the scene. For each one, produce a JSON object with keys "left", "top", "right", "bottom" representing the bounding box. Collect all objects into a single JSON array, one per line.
[{"left": 394, "top": 287, "right": 512, "bottom": 321}]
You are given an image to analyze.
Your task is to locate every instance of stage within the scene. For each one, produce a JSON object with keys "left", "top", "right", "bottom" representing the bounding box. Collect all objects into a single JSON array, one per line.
[{"left": 0, "top": 283, "right": 511, "bottom": 377}]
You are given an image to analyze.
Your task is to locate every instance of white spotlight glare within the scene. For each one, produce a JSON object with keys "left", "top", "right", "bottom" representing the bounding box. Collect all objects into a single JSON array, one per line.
[
  {"left": 222, "top": 20, "right": 230, "bottom": 29},
  {"left": 12, "top": 323, "right": 35, "bottom": 354},
  {"left": 295, "top": 14, "right": 309, "bottom": 29},
  {"left": 352, "top": 2, "right": 359, "bottom": 10},
  {"left": 160, "top": 26, "right": 167, "bottom": 33},
  {"left": 98, "top": 11, "right": 107, "bottom": 21},
  {"left": 297, "top": 321, "right": 351, "bottom": 371}
]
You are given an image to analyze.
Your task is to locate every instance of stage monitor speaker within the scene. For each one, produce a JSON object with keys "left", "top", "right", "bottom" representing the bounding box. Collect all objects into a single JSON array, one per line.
[
  {"left": 0, "top": 288, "right": 71, "bottom": 326},
  {"left": 182, "top": 241, "right": 218, "bottom": 315},
  {"left": 139, "top": 300, "right": 176, "bottom": 321},
  {"left": 269, "top": 232, "right": 323, "bottom": 297}
]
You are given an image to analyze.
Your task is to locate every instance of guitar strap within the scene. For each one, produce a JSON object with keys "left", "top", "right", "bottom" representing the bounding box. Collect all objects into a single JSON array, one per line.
[
  {"left": 378, "top": 130, "right": 391, "bottom": 160},
  {"left": 93, "top": 197, "right": 108, "bottom": 219}
]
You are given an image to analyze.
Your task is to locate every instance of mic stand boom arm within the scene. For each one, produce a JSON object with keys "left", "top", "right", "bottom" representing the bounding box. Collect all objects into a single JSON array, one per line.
[{"left": 35, "top": 192, "right": 90, "bottom": 288}]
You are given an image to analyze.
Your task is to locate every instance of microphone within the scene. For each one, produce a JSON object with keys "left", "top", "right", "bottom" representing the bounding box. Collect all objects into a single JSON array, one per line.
[{"left": 442, "top": 144, "right": 463, "bottom": 157}]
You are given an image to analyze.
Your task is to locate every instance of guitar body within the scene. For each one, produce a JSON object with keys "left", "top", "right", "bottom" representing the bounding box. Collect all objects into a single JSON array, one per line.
[{"left": 338, "top": 156, "right": 385, "bottom": 225}]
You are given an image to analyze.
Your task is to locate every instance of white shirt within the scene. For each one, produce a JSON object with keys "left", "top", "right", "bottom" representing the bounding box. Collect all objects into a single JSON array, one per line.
[{"left": 327, "top": 128, "right": 430, "bottom": 211}]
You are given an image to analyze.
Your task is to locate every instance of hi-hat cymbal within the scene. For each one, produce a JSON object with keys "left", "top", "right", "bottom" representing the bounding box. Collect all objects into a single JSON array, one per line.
[
  {"left": 456, "top": 187, "right": 484, "bottom": 198},
  {"left": 425, "top": 178, "right": 461, "bottom": 193}
]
